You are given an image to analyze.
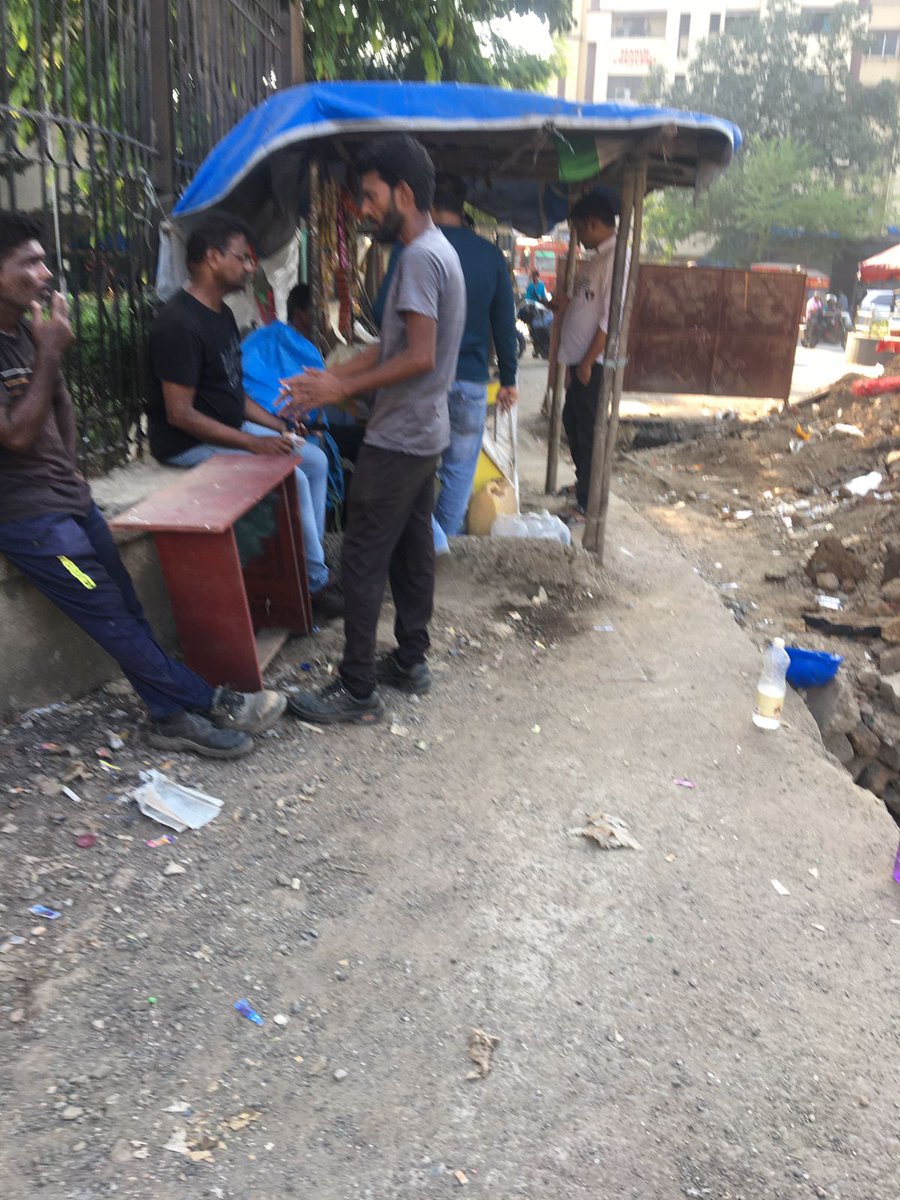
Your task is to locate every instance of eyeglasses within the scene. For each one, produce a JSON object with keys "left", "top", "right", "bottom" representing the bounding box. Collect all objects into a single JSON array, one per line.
[{"left": 220, "top": 248, "right": 255, "bottom": 267}]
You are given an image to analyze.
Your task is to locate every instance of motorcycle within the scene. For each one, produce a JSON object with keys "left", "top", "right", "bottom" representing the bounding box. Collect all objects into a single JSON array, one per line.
[
  {"left": 802, "top": 303, "right": 848, "bottom": 349},
  {"left": 516, "top": 300, "right": 553, "bottom": 360}
]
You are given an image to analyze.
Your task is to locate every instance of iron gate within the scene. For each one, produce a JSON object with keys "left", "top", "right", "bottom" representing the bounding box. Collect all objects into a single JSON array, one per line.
[{"left": 0, "top": 0, "right": 293, "bottom": 472}]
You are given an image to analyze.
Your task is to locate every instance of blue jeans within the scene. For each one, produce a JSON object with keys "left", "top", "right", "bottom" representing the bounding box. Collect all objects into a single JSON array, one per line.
[
  {"left": 164, "top": 422, "right": 330, "bottom": 593},
  {"left": 434, "top": 380, "right": 488, "bottom": 538},
  {"left": 0, "top": 504, "right": 214, "bottom": 719}
]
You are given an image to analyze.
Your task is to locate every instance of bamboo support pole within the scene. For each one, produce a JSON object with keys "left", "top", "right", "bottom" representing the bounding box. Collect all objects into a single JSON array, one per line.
[
  {"left": 582, "top": 160, "right": 645, "bottom": 558},
  {"left": 308, "top": 158, "right": 325, "bottom": 350},
  {"left": 544, "top": 227, "right": 580, "bottom": 496}
]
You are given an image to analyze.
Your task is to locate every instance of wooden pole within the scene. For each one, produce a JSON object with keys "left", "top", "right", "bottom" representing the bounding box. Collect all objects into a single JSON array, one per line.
[
  {"left": 582, "top": 162, "right": 641, "bottom": 558},
  {"left": 308, "top": 158, "right": 325, "bottom": 349},
  {"left": 288, "top": 1, "right": 305, "bottom": 85},
  {"left": 544, "top": 226, "right": 579, "bottom": 496}
]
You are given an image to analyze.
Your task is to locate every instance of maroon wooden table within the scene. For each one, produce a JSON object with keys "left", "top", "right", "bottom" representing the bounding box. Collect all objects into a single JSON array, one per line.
[{"left": 111, "top": 456, "right": 312, "bottom": 691}]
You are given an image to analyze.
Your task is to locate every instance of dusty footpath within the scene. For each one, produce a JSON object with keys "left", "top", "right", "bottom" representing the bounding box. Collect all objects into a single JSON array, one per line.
[{"left": 1, "top": 362, "right": 899, "bottom": 1199}]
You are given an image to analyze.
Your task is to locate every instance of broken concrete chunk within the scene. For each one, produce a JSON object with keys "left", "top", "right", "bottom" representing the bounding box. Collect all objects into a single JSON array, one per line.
[
  {"left": 848, "top": 724, "right": 881, "bottom": 760},
  {"left": 804, "top": 675, "right": 861, "bottom": 738},
  {"left": 878, "top": 672, "right": 900, "bottom": 716},
  {"left": 823, "top": 733, "right": 854, "bottom": 766},
  {"left": 858, "top": 760, "right": 895, "bottom": 798}
]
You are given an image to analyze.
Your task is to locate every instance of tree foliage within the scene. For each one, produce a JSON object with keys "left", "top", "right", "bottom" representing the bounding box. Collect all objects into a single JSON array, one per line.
[
  {"left": 297, "top": 0, "right": 570, "bottom": 88},
  {"left": 642, "top": 0, "right": 900, "bottom": 264}
]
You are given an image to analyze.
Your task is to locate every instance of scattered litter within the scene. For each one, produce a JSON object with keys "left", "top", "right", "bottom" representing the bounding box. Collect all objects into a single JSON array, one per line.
[
  {"left": 234, "top": 999, "right": 264, "bottom": 1026},
  {"left": 844, "top": 471, "right": 883, "bottom": 497},
  {"left": 574, "top": 811, "right": 641, "bottom": 850},
  {"left": 273, "top": 1013, "right": 289, "bottom": 1027},
  {"left": 75, "top": 834, "right": 97, "bottom": 849},
  {"left": 131, "top": 770, "right": 222, "bottom": 832},
  {"left": 333, "top": 1068, "right": 348, "bottom": 1082},
  {"left": 808, "top": 866, "right": 820, "bottom": 879},
  {"left": 771, "top": 879, "right": 791, "bottom": 896},
  {"left": 718, "top": 581, "right": 739, "bottom": 591},
  {"left": 810, "top": 924, "right": 826, "bottom": 932},
  {"left": 299, "top": 662, "right": 312, "bottom": 671},
  {"left": 146, "top": 834, "right": 175, "bottom": 848},
  {"left": 454, "top": 1170, "right": 469, "bottom": 1187},
  {"left": 816, "top": 594, "right": 843, "bottom": 611},
  {"left": 531, "top": 586, "right": 548, "bottom": 607},
  {"left": 830, "top": 423, "right": 864, "bottom": 438},
  {"left": 664, "top": 853, "right": 677, "bottom": 862},
  {"left": 294, "top": 718, "right": 324, "bottom": 734},
  {"left": 620, "top": 547, "right": 635, "bottom": 558},
  {"left": 592, "top": 624, "right": 615, "bottom": 633},
  {"left": 163, "top": 1101, "right": 192, "bottom": 1114},
  {"left": 531, "top": 724, "right": 541, "bottom": 734},
  {"left": 794, "top": 423, "right": 811, "bottom": 441},
  {"left": 107, "top": 733, "right": 125, "bottom": 751},
  {"left": 29, "top": 904, "right": 61, "bottom": 919},
  {"left": 673, "top": 779, "right": 695, "bottom": 789},
  {"left": 163, "top": 862, "right": 186, "bottom": 877},
  {"left": 734, "top": 510, "right": 754, "bottom": 521},
  {"left": 389, "top": 721, "right": 409, "bottom": 737},
  {"left": 508, "top": 610, "right": 522, "bottom": 622},
  {"left": 61, "top": 786, "right": 82, "bottom": 804},
  {"left": 467, "top": 1028, "right": 500, "bottom": 1080},
  {"left": 163, "top": 1129, "right": 190, "bottom": 1156}
]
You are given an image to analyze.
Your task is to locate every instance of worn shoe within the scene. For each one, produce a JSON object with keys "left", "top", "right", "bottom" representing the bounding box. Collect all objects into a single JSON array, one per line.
[
  {"left": 311, "top": 581, "right": 345, "bottom": 622},
  {"left": 148, "top": 711, "right": 254, "bottom": 759},
  {"left": 286, "top": 679, "right": 384, "bottom": 725},
  {"left": 210, "top": 686, "right": 286, "bottom": 733},
  {"left": 376, "top": 651, "right": 432, "bottom": 694}
]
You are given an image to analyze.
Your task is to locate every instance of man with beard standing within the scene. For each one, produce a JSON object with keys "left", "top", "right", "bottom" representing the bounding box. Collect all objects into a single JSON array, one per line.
[{"left": 280, "top": 134, "right": 465, "bottom": 724}]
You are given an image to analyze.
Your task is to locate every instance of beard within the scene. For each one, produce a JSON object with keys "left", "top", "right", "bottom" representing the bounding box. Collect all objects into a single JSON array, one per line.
[{"left": 373, "top": 201, "right": 404, "bottom": 245}]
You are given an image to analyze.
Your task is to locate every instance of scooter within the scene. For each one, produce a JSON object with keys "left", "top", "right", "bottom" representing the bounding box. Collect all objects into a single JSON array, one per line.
[
  {"left": 517, "top": 300, "right": 553, "bottom": 359},
  {"left": 802, "top": 303, "right": 848, "bottom": 349}
]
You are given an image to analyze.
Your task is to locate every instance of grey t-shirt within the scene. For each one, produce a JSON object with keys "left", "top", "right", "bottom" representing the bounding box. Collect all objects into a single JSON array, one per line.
[{"left": 365, "top": 226, "right": 465, "bottom": 457}]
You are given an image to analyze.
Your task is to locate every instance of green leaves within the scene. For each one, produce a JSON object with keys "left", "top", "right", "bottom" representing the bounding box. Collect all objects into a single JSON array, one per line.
[{"left": 643, "top": 0, "right": 900, "bottom": 263}]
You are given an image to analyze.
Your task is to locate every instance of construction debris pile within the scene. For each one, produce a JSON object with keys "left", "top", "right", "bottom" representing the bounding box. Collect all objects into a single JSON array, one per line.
[{"left": 622, "top": 370, "right": 900, "bottom": 822}]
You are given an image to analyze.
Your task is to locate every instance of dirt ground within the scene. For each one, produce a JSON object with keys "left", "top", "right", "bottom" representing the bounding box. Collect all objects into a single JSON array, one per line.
[
  {"left": 1, "top": 360, "right": 899, "bottom": 1200},
  {"left": 614, "top": 369, "right": 900, "bottom": 745}
]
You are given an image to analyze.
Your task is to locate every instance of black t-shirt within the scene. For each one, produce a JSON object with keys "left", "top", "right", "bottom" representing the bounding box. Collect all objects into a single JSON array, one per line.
[
  {"left": 0, "top": 324, "right": 92, "bottom": 525},
  {"left": 147, "top": 289, "right": 246, "bottom": 461}
]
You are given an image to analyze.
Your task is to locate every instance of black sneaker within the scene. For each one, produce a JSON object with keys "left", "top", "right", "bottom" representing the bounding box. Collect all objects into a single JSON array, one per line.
[
  {"left": 311, "top": 582, "right": 345, "bottom": 622},
  {"left": 286, "top": 679, "right": 384, "bottom": 725},
  {"left": 210, "top": 686, "right": 286, "bottom": 733},
  {"left": 148, "top": 711, "right": 254, "bottom": 759},
  {"left": 376, "top": 651, "right": 432, "bottom": 694}
]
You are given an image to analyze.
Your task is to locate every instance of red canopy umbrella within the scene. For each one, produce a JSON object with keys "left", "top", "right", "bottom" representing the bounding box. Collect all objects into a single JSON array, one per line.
[{"left": 858, "top": 244, "right": 900, "bottom": 284}]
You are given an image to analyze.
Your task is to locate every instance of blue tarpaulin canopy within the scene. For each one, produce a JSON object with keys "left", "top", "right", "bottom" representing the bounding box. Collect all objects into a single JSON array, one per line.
[{"left": 173, "top": 81, "right": 741, "bottom": 246}]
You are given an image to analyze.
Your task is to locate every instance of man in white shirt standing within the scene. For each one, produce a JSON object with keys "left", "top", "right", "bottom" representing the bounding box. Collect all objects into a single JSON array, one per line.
[{"left": 556, "top": 193, "right": 620, "bottom": 522}]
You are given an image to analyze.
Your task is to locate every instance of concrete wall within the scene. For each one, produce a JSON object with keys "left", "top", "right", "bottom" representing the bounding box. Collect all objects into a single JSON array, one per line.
[{"left": 0, "top": 530, "right": 177, "bottom": 718}]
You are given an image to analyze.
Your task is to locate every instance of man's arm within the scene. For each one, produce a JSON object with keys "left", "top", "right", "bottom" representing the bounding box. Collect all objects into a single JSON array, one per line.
[
  {"left": 160, "top": 382, "right": 290, "bottom": 455},
  {"left": 243, "top": 396, "right": 285, "bottom": 432},
  {"left": 0, "top": 294, "right": 73, "bottom": 455},
  {"left": 283, "top": 315, "right": 435, "bottom": 415},
  {"left": 53, "top": 379, "right": 80, "bottom": 463},
  {"left": 491, "top": 252, "right": 519, "bottom": 409},
  {"left": 575, "top": 326, "right": 607, "bottom": 386}
]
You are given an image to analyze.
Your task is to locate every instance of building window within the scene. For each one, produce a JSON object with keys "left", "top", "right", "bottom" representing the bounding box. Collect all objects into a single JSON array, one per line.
[
  {"left": 800, "top": 9, "right": 832, "bottom": 34},
  {"left": 868, "top": 29, "right": 900, "bottom": 57},
  {"left": 607, "top": 75, "right": 639, "bottom": 102},
  {"left": 709, "top": 12, "right": 721, "bottom": 34},
  {"left": 678, "top": 13, "right": 691, "bottom": 57},
  {"left": 724, "top": 10, "right": 758, "bottom": 35},
  {"left": 585, "top": 42, "right": 597, "bottom": 101},
  {"left": 610, "top": 11, "right": 667, "bottom": 37}
]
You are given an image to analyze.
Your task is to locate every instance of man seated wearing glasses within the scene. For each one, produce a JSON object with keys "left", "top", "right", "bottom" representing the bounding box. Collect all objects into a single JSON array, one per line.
[{"left": 147, "top": 212, "right": 343, "bottom": 621}]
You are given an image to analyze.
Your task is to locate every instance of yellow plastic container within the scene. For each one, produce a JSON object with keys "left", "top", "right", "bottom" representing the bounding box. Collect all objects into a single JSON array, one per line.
[{"left": 467, "top": 478, "right": 517, "bottom": 536}]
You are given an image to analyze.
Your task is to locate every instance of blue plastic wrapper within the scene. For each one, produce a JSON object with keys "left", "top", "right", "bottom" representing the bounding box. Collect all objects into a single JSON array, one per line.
[
  {"left": 234, "top": 999, "right": 264, "bottom": 1026},
  {"left": 29, "top": 904, "right": 61, "bottom": 919}
]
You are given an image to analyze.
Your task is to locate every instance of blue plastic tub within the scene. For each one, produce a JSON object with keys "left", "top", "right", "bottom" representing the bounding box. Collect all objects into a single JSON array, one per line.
[{"left": 785, "top": 646, "right": 843, "bottom": 688}]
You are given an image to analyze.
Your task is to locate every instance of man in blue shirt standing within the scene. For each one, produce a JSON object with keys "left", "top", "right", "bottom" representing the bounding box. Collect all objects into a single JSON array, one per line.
[{"left": 431, "top": 174, "right": 518, "bottom": 538}]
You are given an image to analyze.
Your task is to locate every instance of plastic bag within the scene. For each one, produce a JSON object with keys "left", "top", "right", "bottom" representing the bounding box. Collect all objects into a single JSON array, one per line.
[{"left": 491, "top": 510, "right": 571, "bottom": 546}]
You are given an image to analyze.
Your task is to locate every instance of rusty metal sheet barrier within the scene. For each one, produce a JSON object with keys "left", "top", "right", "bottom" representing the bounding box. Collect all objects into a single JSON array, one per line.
[{"left": 624, "top": 265, "right": 806, "bottom": 400}]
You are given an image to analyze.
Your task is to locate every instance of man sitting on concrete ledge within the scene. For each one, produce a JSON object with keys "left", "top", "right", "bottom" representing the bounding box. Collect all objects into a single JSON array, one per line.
[{"left": 0, "top": 211, "right": 284, "bottom": 758}]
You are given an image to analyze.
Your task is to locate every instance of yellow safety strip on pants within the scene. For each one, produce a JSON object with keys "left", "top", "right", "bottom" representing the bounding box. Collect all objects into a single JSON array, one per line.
[{"left": 57, "top": 556, "right": 97, "bottom": 590}]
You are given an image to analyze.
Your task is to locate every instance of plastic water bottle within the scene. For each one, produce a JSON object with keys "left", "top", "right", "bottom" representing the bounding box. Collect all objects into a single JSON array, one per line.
[{"left": 753, "top": 638, "right": 790, "bottom": 730}]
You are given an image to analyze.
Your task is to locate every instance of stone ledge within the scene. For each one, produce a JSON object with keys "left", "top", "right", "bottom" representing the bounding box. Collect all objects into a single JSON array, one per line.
[{"left": 0, "top": 457, "right": 183, "bottom": 717}]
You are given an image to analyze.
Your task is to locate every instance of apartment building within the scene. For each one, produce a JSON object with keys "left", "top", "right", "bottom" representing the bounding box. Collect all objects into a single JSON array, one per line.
[{"left": 554, "top": 0, "right": 900, "bottom": 104}]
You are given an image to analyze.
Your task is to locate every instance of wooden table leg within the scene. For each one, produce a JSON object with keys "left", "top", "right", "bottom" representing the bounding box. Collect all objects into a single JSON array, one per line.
[
  {"left": 243, "top": 472, "right": 313, "bottom": 635},
  {"left": 153, "top": 528, "right": 264, "bottom": 692}
]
